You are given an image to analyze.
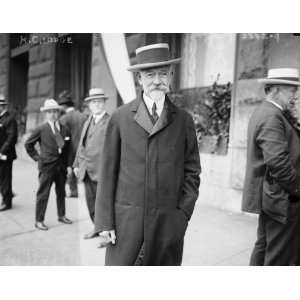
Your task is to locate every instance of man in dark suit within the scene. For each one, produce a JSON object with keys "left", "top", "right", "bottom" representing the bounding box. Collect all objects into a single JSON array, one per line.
[
  {"left": 242, "top": 68, "right": 300, "bottom": 265},
  {"left": 58, "top": 90, "right": 88, "bottom": 198},
  {"left": 94, "top": 43, "right": 201, "bottom": 266},
  {"left": 0, "top": 95, "right": 18, "bottom": 212},
  {"left": 73, "top": 88, "right": 110, "bottom": 239},
  {"left": 25, "top": 99, "right": 73, "bottom": 231}
]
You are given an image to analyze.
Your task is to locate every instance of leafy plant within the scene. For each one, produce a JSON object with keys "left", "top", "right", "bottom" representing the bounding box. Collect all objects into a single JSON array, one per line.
[
  {"left": 201, "top": 76, "right": 231, "bottom": 139},
  {"left": 170, "top": 75, "right": 232, "bottom": 153}
]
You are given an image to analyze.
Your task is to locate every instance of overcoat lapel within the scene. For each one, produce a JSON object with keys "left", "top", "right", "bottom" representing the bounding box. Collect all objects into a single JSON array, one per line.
[
  {"left": 132, "top": 93, "right": 177, "bottom": 136},
  {"left": 81, "top": 115, "right": 93, "bottom": 146},
  {"left": 92, "top": 113, "right": 109, "bottom": 134},
  {"left": 149, "top": 97, "right": 176, "bottom": 137},
  {"left": 82, "top": 113, "right": 110, "bottom": 143},
  {"left": 133, "top": 98, "right": 153, "bottom": 134}
]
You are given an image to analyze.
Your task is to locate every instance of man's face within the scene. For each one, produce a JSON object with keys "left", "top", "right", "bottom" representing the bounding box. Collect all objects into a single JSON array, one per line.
[
  {"left": 88, "top": 98, "right": 105, "bottom": 115},
  {"left": 274, "top": 85, "right": 299, "bottom": 109},
  {"left": 45, "top": 109, "right": 60, "bottom": 122},
  {"left": 138, "top": 66, "right": 172, "bottom": 101}
]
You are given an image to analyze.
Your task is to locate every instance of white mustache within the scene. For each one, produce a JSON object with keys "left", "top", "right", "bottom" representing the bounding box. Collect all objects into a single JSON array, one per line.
[{"left": 151, "top": 87, "right": 166, "bottom": 91}]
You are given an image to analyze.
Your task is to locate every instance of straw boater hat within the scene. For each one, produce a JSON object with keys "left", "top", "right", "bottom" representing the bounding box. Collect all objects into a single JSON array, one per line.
[
  {"left": 259, "top": 68, "right": 300, "bottom": 86},
  {"left": 127, "top": 43, "right": 181, "bottom": 72},
  {"left": 40, "top": 99, "right": 62, "bottom": 112},
  {"left": 84, "top": 88, "right": 108, "bottom": 102},
  {"left": 0, "top": 94, "right": 8, "bottom": 105}
]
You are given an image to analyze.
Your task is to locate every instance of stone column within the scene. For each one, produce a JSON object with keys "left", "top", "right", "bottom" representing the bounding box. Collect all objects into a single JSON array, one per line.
[
  {"left": 228, "top": 34, "right": 269, "bottom": 209},
  {"left": 0, "top": 34, "right": 9, "bottom": 97},
  {"left": 26, "top": 34, "right": 56, "bottom": 131}
]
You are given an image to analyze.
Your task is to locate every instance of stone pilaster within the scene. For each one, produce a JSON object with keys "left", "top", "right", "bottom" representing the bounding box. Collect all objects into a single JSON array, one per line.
[
  {"left": 26, "top": 34, "right": 56, "bottom": 131},
  {"left": 0, "top": 34, "right": 9, "bottom": 97}
]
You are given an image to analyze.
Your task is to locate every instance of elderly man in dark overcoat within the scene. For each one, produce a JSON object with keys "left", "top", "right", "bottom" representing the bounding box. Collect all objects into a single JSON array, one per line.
[
  {"left": 0, "top": 95, "right": 18, "bottom": 212},
  {"left": 94, "top": 43, "right": 201, "bottom": 266},
  {"left": 242, "top": 68, "right": 300, "bottom": 265}
]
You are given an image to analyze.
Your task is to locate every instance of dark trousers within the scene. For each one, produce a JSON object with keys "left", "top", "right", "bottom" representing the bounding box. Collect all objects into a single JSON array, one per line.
[
  {"left": 66, "top": 170, "right": 78, "bottom": 196},
  {"left": 83, "top": 173, "right": 97, "bottom": 223},
  {"left": 250, "top": 210, "right": 300, "bottom": 266},
  {"left": 0, "top": 160, "right": 13, "bottom": 208},
  {"left": 36, "top": 165, "right": 66, "bottom": 222}
]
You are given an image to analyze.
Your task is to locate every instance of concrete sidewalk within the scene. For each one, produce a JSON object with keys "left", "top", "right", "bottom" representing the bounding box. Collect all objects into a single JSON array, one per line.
[{"left": 0, "top": 157, "right": 257, "bottom": 266}]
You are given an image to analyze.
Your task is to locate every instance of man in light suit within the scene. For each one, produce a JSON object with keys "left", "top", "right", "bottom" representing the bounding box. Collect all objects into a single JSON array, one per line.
[
  {"left": 242, "top": 68, "right": 300, "bottom": 265},
  {"left": 58, "top": 90, "right": 88, "bottom": 198},
  {"left": 94, "top": 43, "right": 201, "bottom": 265},
  {"left": 25, "top": 99, "right": 73, "bottom": 231},
  {"left": 73, "top": 88, "right": 110, "bottom": 239}
]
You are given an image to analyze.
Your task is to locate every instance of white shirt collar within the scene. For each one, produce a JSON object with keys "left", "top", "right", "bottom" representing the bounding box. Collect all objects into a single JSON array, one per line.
[
  {"left": 143, "top": 93, "right": 165, "bottom": 117},
  {"left": 93, "top": 111, "right": 106, "bottom": 124},
  {"left": 266, "top": 100, "right": 283, "bottom": 111}
]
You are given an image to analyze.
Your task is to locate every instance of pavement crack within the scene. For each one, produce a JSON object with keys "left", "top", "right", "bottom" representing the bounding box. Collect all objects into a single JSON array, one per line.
[
  {"left": 5, "top": 215, "right": 26, "bottom": 229},
  {"left": 0, "top": 217, "right": 89, "bottom": 241}
]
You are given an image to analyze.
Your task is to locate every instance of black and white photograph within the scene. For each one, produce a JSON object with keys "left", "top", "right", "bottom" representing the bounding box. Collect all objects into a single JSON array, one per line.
[
  {"left": 3, "top": 1, "right": 300, "bottom": 299},
  {"left": 2, "top": 32, "right": 300, "bottom": 267}
]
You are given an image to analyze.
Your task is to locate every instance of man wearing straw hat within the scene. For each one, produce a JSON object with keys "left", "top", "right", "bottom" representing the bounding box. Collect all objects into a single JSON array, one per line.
[
  {"left": 0, "top": 95, "right": 18, "bottom": 212},
  {"left": 73, "top": 88, "right": 110, "bottom": 239},
  {"left": 25, "top": 99, "right": 73, "bottom": 231},
  {"left": 94, "top": 43, "right": 201, "bottom": 265},
  {"left": 242, "top": 68, "right": 300, "bottom": 265}
]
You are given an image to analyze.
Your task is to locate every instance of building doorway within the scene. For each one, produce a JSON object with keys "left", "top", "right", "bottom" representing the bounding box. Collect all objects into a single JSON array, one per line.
[
  {"left": 8, "top": 34, "right": 30, "bottom": 135},
  {"left": 55, "top": 34, "right": 92, "bottom": 110}
]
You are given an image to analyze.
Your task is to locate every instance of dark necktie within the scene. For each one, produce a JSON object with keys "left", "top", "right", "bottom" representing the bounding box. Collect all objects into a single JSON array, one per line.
[
  {"left": 53, "top": 123, "right": 65, "bottom": 150},
  {"left": 151, "top": 102, "right": 159, "bottom": 124}
]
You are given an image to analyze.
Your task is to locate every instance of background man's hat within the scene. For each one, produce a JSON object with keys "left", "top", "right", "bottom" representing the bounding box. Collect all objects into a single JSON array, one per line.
[
  {"left": 259, "top": 68, "right": 300, "bottom": 86},
  {"left": 127, "top": 43, "right": 181, "bottom": 72},
  {"left": 84, "top": 88, "right": 108, "bottom": 102},
  {"left": 0, "top": 94, "right": 8, "bottom": 105},
  {"left": 40, "top": 99, "right": 62, "bottom": 112},
  {"left": 58, "top": 90, "right": 74, "bottom": 106}
]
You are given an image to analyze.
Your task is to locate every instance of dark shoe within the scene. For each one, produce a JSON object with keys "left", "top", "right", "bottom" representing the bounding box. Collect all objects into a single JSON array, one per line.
[
  {"left": 58, "top": 216, "right": 73, "bottom": 224},
  {"left": 0, "top": 204, "right": 11, "bottom": 212},
  {"left": 35, "top": 222, "right": 49, "bottom": 231},
  {"left": 83, "top": 231, "right": 98, "bottom": 240}
]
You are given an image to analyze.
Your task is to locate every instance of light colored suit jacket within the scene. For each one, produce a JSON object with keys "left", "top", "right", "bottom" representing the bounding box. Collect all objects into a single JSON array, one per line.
[{"left": 73, "top": 113, "right": 109, "bottom": 182}]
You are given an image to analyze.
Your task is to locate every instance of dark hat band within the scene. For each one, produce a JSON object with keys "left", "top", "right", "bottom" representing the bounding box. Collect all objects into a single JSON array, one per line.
[
  {"left": 84, "top": 93, "right": 108, "bottom": 101},
  {"left": 269, "top": 77, "right": 299, "bottom": 82},
  {"left": 90, "top": 93, "right": 106, "bottom": 98},
  {"left": 137, "top": 47, "right": 170, "bottom": 65}
]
